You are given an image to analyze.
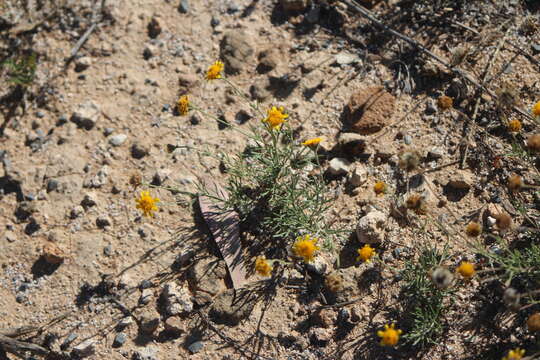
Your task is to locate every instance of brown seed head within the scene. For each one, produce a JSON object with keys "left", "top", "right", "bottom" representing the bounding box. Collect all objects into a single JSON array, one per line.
[
  {"left": 494, "top": 212, "right": 512, "bottom": 231},
  {"left": 508, "top": 174, "right": 523, "bottom": 192},
  {"left": 465, "top": 222, "right": 482, "bottom": 237},
  {"left": 527, "top": 313, "right": 540, "bottom": 332},
  {"left": 405, "top": 194, "right": 427, "bottom": 215},
  {"left": 527, "top": 134, "right": 540, "bottom": 152},
  {"left": 437, "top": 95, "right": 453, "bottom": 111},
  {"left": 398, "top": 150, "right": 421, "bottom": 172},
  {"left": 325, "top": 273, "right": 343, "bottom": 293},
  {"left": 129, "top": 173, "right": 142, "bottom": 189}
]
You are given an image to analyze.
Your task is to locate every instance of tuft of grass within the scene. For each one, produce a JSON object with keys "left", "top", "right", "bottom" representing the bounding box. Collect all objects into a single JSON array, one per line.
[
  {"left": 400, "top": 246, "right": 453, "bottom": 347},
  {"left": 2, "top": 53, "right": 37, "bottom": 86}
]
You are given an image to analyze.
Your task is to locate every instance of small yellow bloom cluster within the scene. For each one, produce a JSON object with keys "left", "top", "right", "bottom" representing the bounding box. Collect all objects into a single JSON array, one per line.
[
  {"left": 255, "top": 256, "right": 273, "bottom": 277},
  {"left": 206, "top": 60, "right": 224, "bottom": 80},
  {"left": 302, "top": 137, "right": 323, "bottom": 147},
  {"left": 373, "top": 181, "right": 387, "bottom": 195},
  {"left": 457, "top": 261, "right": 475, "bottom": 279},
  {"left": 377, "top": 324, "right": 402, "bottom": 346},
  {"left": 502, "top": 348, "right": 525, "bottom": 360},
  {"left": 532, "top": 100, "right": 540, "bottom": 119},
  {"left": 292, "top": 235, "right": 320, "bottom": 263},
  {"left": 178, "top": 95, "right": 189, "bottom": 116},
  {"left": 357, "top": 244, "right": 376, "bottom": 262},
  {"left": 263, "top": 106, "right": 288, "bottom": 130},
  {"left": 135, "top": 191, "right": 160, "bottom": 217}
]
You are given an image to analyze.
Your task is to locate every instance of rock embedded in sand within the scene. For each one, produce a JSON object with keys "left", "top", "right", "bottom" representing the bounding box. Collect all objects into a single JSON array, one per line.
[
  {"left": 356, "top": 210, "right": 386, "bottom": 244},
  {"left": 346, "top": 86, "right": 395, "bottom": 135}
]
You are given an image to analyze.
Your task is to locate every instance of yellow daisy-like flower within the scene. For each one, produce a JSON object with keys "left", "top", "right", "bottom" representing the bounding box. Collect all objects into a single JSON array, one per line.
[
  {"left": 292, "top": 235, "right": 320, "bottom": 263},
  {"left": 135, "top": 191, "right": 160, "bottom": 217},
  {"left": 532, "top": 100, "right": 540, "bottom": 118},
  {"left": 377, "top": 324, "right": 402, "bottom": 347},
  {"left": 457, "top": 261, "right": 476, "bottom": 279},
  {"left": 263, "top": 106, "right": 288, "bottom": 130},
  {"left": 507, "top": 119, "right": 522, "bottom": 133},
  {"left": 302, "top": 137, "right": 323, "bottom": 147},
  {"left": 356, "top": 244, "right": 376, "bottom": 262},
  {"left": 373, "top": 181, "right": 387, "bottom": 195},
  {"left": 206, "top": 60, "right": 224, "bottom": 80},
  {"left": 255, "top": 256, "right": 273, "bottom": 277},
  {"left": 502, "top": 348, "right": 525, "bottom": 360},
  {"left": 177, "top": 95, "right": 189, "bottom": 116}
]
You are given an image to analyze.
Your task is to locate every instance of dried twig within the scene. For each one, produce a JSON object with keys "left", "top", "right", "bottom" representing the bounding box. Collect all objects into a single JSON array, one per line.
[{"left": 0, "top": 334, "right": 49, "bottom": 357}]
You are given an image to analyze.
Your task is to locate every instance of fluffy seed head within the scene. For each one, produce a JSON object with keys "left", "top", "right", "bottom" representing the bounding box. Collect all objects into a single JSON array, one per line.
[
  {"left": 508, "top": 174, "right": 523, "bottom": 192},
  {"left": 437, "top": 95, "right": 453, "bottom": 110},
  {"left": 325, "top": 273, "right": 343, "bottom": 293},
  {"left": 254, "top": 256, "right": 273, "bottom": 277},
  {"left": 527, "top": 133, "right": 540, "bottom": 152},
  {"left": 405, "top": 194, "right": 427, "bottom": 215},
  {"left": 430, "top": 266, "right": 453, "bottom": 289},
  {"left": 494, "top": 213, "right": 512, "bottom": 231},
  {"left": 465, "top": 222, "right": 482, "bottom": 237},
  {"left": 398, "top": 150, "right": 421, "bottom": 172},
  {"left": 527, "top": 313, "right": 540, "bottom": 332}
]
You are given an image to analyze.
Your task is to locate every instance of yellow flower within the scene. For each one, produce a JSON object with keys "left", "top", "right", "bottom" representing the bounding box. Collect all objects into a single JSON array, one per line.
[
  {"left": 255, "top": 256, "right": 273, "bottom": 277},
  {"left": 357, "top": 245, "right": 376, "bottom": 262},
  {"left": 263, "top": 106, "right": 288, "bottom": 130},
  {"left": 507, "top": 119, "right": 522, "bottom": 133},
  {"left": 377, "top": 324, "right": 402, "bottom": 346},
  {"left": 302, "top": 137, "right": 322, "bottom": 147},
  {"left": 206, "top": 60, "right": 224, "bottom": 80},
  {"left": 503, "top": 348, "right": 525, "bottom": 360},
  {"left": 135, "top": 191, "right": 160, "bottom": 217},
  {"left": 532, "top": 100, "right": 540, "bottom": 118},
  {"left": 177, "top": 95, "right": 189, "bottom": 116},
  {"left": 457, "top": 261, "right": 475, "bottom": 279},
  {"left": 373, "top": 181, "right": 387, "bottom": 195},
  {"left": 292, "top": 235, "right": 320, "bottom": 263}
]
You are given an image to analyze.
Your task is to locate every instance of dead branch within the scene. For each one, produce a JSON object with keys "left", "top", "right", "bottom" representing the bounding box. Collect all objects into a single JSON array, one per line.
[{"left": 0, "top": 334, "right": 49, "bottom": 357}]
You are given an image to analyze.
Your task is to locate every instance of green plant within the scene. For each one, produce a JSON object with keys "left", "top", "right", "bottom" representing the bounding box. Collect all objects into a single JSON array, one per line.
[
  {"left": 400, "top": 246, "right": 453, "bottom": 347},
  {"left": 2, "top": 53, "right": 37, "bottom": 86}
]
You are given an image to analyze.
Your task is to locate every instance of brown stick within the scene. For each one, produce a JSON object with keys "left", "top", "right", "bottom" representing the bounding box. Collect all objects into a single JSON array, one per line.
[{"left": 0, "top": 334, "right": 49, "bottom": 356}]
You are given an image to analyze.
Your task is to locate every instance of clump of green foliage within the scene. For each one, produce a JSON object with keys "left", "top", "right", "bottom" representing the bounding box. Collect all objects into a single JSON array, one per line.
[
  {"left": 2, "top": 53, "right": 37, "bottom": 86},
  {"left": 400, "top": 246, "right": 453, "bottom": 347}
]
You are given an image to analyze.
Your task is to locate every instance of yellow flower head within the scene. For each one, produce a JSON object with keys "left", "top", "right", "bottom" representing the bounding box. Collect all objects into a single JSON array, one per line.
[
  {"left": 263, "top": 106, "right": 288, "bottom": 130},
  {"left": 302, "top": 137, "right": 323, "bottom": 147},
  {"left": 503, "top": 348, "right": 525, "bottom": 360},
  {"left": 457, "top": 261, "right": 476, "bottom": 279},
  {"left": 292, "top": 235, "right": 320, "bottom": 263},
  {"left": 255, "top": 256, "right": 273, "bottom": 277},
  {"left": 178, "top": 95, "right": 189, "bottom": 116},
  {"left": 532, "top": 100, "right": 540, "bottom": 118},
  {"left": 135, "top": 191, "right": 160, "bottom": 217},
  {"left": 373, "top": 181, "right": 387, "bottom": 195},
  {"left": 377, "top": 324, "right": 402, "bottom": 346},
  {"left": 507, "top": 119, "right": 522, "bottom": 133},
  {"left": 206, "top": 60, "right": 224, "bottom": 80},
  {"left": 357, "top": 244, "right": 376, "bottom": 262}
]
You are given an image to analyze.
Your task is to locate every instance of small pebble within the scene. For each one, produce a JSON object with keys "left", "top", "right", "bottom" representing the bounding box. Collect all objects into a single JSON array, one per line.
[
  {"left": 109, "top": 134, "right": 127, "bottom": 147},
  {"left": 403, "top": 135, "right": 412, "bottom": 145},
  {"left": 211, "top": 17, "right": 220, "bottom": 27},
  {"left": 61, "top": 333, "right": 78, "bottom": 350},
  {"left": 46, "top": 179, "right": 59, "bottom": 192},
  {"left": 113, "top": 333, "right": 127, "bottom": 347},
  {"left": 179, "top": 0, "right": 189, "bottom": 13},
  {"left": 36, "top": 111, "right": 45, "bottom": 118},
  {"left": 103, "top": 127, "right": 115, "bottom": 136},
  {"left": 103, "top": 245, "right": 113, "bottom": 257},
  {"left": 187, "top": 341, "right": 204, "bottom": 354},
  {"left": 140, "top": 279, "right": 153, "bottom": 289}
]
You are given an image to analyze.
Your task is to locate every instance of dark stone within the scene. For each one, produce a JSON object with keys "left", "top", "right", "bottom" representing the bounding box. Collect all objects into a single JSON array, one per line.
[
  {"left": 113, "top": 333, "right": 127, "bottom": 347},
  {"left": 46, "top": 179, "right": 59, "bottom": 193},
  {"left": 187, "top": 341, "right": 204, "bottom": 354},
  {"left": 178, "top": 0, "right": 189, "bottom": 13}
]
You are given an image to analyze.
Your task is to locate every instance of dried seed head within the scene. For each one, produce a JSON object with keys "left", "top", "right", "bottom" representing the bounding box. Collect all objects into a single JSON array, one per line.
[
  {"left": 398, "top": 150, "right": 421, "bottom": 172},
  {"left": 494, "top": 212, "right": 512, "bottom": 231},
  {"left": 503, "top": 287, "right": 521, "bottom": 311},
  {"left": 405, "top": 194, "right": 427, "bottom": 215},
  {"left": 520, "top": 15, "right": 539, "bottom": 35},
  {"left": 527, "top": 313, "right": 540, "bottom": 332},
  {"left": 496, "top": 84, "right": 519, "bottom": 110},
  {"left": 507, "top": 119, "right": 522, "bottom": 133},
  {"left": 527, "top": 134, "right": 540, "bottom": 152},
  {"left": 430, "top": 266, "right": 453, "bottom": 290},
  {"left": 465, "top": 222, "right": 482, "bottom": 237},
  {"left": 508, "top": 174, "right": 523, "bottom": 192},
  {"left": 129, "top": 173, "right": 142, "bottom": 189},
  {"left": 325, "top": 273, "right": 343, "bottom": 293},
  {"left": 437, "top": 95, "right": 453, "bottom": 111}
]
